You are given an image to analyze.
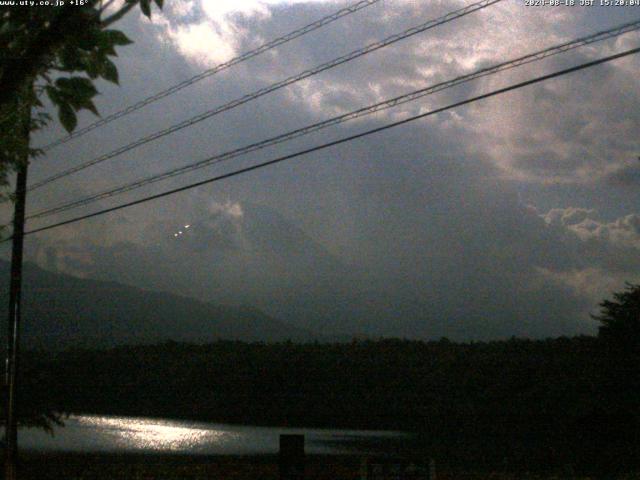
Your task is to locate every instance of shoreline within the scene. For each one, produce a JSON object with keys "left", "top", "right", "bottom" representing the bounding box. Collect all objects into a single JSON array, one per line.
[
  {"left": 16, "top": 452, "right": 633, "bottom": 480},
  {"left": 17, "top": 451, "right": 364, "bottom": 480}
]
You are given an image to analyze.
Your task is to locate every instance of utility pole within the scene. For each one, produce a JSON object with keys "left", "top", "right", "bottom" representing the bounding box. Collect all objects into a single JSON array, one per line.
[{"left": 4, "top": 89, "right": 31, "bottom": 480}]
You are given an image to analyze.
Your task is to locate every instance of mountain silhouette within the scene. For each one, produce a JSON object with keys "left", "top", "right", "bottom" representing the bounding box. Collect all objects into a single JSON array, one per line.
[{"left": 0, "top": 260, "right": 318, "bottom": 349}]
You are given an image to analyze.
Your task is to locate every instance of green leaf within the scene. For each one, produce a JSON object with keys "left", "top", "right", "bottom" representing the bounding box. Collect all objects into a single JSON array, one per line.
[
  {"left": 140, "top": 0, "right": 151, "bottom": 17},
  {"left": 76, "top": 23, "right": 103, "bottom": 51},
  {"left": 102, "top": 58, "right": 119, "bottom": 85},
  {"left": 55, "top": 77, "right": 97, "bottom": 99},
  {"left": 73, "top": 94, "right": 100, "bottom": 116},
  {"left": 58, "top": 47, "right": 81, "bottom": 71},
  {"left": 85, "top": 58, "right": 100, "bottom": 79},
  {"left": 45, "top": 85, "right": 62, "bottom": 106},
  {"left": 29, "top": 147, "right": 45, "bottom": 159},
  {"left": 51, "top": 77, "right": 100, "bottom": 118},
  {"left": 58, "top": 103, "right": 77, "bottom": 133},
  {"left": 103, "top": 44, "right": 117, "bottom": 56},
  {"left": 101, "top": 29, "right": 132, "bottom": 47},
  {"left": 82, "top": 99, "right": 99, "bottom": 116},
  {"left": 154, "top": 0, "right": 163, "bottom": 8}
]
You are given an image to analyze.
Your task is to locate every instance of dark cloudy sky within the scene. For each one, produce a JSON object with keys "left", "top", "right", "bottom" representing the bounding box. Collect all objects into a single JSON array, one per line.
[{"left": 3, "top": 0, "right": 640, "bottom": 340}]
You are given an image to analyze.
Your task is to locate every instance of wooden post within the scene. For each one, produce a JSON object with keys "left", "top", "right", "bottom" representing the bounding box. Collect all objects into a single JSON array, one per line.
[
  {"left": 279, "top": 434, "right": 305, "bottom": 480},
  {"left": 360, "top": 457, "right": 369, "bottom": 480},
  {"left": 4, "top": 87, "right": 31, "bottom": 480},
  {"left": 429, "top": 458, "right": 436, "bottom": 480}
]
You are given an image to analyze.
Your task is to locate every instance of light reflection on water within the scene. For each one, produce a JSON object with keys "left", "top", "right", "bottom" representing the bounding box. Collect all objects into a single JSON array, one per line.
[
  {"left": 73, "top": 415, "right": 232, "bottom": 452},
  {"left": 18, "top": 414, "right": 404, "bottom": 455}
]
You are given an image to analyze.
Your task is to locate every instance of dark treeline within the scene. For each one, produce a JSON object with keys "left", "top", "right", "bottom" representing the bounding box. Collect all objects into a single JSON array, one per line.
[{"left": 16, "top": 335, "right": 640, "bottom": 475}]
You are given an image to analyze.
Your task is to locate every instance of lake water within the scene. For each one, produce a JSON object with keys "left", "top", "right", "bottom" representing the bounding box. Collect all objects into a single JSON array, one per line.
[{"left": 18, "top": 414, "right": 405, "bottom": 455}]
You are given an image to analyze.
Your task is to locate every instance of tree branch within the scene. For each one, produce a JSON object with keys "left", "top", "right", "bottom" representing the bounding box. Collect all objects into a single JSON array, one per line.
[
  {"left": 102, "top": 1, "right": 138, "bottom": 27},
  {"left": 0, "top": 9, "right": 89, "bottom": 109}
]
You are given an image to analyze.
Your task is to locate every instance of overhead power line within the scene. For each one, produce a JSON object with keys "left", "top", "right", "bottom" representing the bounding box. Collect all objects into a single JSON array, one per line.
[
  {"left": 28, "top": 0, "right": 503, "bottom": 191},
  {"left": 19, "top": 45, "right": 640, "bottom": 239},
  {"left": 27, "top": 19, "right": 640, "bottom": 221},
  {"left": 38, "top": 0, "right": 383, "bottom": 151}
]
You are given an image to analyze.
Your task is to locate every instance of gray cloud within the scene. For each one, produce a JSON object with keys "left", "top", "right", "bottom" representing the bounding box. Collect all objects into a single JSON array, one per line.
[
  {"left": 605, "top": 161, "right": 640, "bottom": 187},
  {"left": 9, "top": 0, "right": 640, "bottom": 341}
]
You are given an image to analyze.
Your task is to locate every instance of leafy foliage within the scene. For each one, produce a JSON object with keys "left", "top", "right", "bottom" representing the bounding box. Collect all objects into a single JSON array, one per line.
[
  {"left": 592, "top": 282, "right": 640, "bottom": 351},
  {"left": 0, "top": 0, "right": 163, "bottom": 193},
  {"left": 0, "top": 0, "right": 164, "bottom": 430}
]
